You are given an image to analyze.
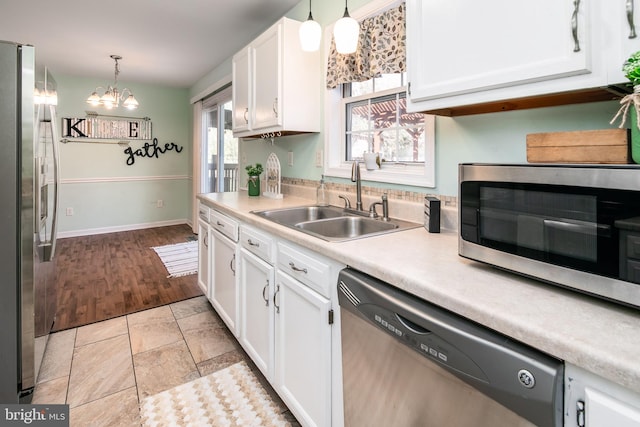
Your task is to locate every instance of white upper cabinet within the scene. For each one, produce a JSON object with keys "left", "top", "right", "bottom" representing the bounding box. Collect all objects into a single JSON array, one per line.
[
  {"left": 609, "top": 0, "right": 640, "bottom": 84},
  {"left": 253, "top": 26, "right": 281, "bottom": 131},
  {"left": 232, "top": 48, "right": 251, "bottom": 134},
  {"left": 232, "top": 17, "right": 321, "bottom": 138},
  {"left": 406, "top": 0, "right": 640, "bottom": 114}
]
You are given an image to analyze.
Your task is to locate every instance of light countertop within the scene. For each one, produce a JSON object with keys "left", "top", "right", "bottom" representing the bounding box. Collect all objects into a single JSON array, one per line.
[{"left": 198, "top": 192, "right": 640, "bottom": 394}]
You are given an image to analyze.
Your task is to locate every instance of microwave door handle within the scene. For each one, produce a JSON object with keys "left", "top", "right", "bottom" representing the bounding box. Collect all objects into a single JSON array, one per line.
[{"left": 543, "top": 219, "right": 611, "bottom": 236}]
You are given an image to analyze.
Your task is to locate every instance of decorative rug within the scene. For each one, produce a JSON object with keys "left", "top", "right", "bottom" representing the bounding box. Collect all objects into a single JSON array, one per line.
[
  {"left": 140, "top": 361, "right": 291, "bottom": 427},
  {"left": 151, "top": 241, "right": 198, "bottom": 278}
]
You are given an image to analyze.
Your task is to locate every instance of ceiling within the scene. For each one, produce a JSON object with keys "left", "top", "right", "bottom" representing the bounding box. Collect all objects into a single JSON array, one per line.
[{"left": 0, "top": 0, "right": 301, "bottom": 88}]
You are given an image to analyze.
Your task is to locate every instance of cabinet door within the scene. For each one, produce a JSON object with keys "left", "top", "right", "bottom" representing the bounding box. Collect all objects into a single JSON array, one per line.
[
  {"left": 585, "top": 387, "right": 640, "bottom": 426},
  {"left": 211, "top": 230, "right": 238, "bottom": 336},
  {"left": 252, "top": 22, "right": 282, "bottom": 130},
  {"left": 274, "top": 271, "right": 332, "bottom": 427},
  {"left": 197, "top": 219, "right": 210, "bottom": 298},
  {"left": 239, "top": 248, "right": 274, "bottom": 381},
  {"left": 232, "top": 47, "right": 251, "bottom": 133},
  {"left": 407, "top": 0, "right": 597, "bottom": 106},
  {"left": 610, "top": 1, "right": 640, "bottom": 84}
]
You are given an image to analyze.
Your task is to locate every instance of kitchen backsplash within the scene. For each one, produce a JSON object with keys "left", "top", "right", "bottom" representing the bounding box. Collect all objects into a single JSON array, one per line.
[{"left": 281, "top": 177, "right": 459, "bottom": 231}]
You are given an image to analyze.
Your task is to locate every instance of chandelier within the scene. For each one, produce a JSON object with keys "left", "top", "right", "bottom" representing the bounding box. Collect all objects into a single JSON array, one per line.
[{"left": 86, "top": 55, "right": 139, "bottom": 110}]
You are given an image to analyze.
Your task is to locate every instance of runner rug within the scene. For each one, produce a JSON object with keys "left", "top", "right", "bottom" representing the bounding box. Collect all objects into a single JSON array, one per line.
[
  {"left": 139, "top": 361, "right": 291, "bottom": 427},
  {"left": 151, "top": 241, "right": 198, "bottom": 278}
]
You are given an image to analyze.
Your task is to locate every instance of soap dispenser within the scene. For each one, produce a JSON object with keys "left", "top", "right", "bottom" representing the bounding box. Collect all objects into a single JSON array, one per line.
[{"left": 317, "top": 175, "right": 329, "bottom": 206}]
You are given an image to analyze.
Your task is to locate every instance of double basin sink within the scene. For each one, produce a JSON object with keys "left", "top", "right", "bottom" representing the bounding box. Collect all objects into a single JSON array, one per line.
[{"left": 253, "top": 205, "right": 421, "bottom": 242}]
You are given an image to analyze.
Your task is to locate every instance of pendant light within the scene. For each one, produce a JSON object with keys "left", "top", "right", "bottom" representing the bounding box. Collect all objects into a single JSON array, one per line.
[
  {"left": 299, "top": 0, "right": 321, "bottom": 52},
  {"left": 333, "top": 0, "right": 359, "bottom": 54}
]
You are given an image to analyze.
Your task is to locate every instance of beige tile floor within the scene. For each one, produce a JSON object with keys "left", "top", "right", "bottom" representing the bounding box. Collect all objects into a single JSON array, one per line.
[{"left": 32, "top": 296, "right": 298, "bottom": 426}]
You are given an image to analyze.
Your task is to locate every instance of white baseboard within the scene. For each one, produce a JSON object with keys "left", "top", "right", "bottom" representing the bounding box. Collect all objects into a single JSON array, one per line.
[{"left": 57, "top": 219, "right": 191, "bottom": 239}]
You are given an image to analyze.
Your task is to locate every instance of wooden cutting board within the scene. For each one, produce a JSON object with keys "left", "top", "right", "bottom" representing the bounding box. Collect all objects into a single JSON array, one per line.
[{"left": 526, "top": 129, "right": 631, "bottom": 164}]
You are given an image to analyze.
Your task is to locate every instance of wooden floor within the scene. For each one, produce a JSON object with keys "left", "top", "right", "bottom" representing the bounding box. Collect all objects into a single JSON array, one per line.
[{"left": 52, "top": 224, "right": 203, "bottom": 332}]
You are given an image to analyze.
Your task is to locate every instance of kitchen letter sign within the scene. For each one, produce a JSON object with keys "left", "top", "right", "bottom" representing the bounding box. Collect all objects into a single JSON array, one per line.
[{"left": 62, "top": 116, "right": 152, "bottom": 140}]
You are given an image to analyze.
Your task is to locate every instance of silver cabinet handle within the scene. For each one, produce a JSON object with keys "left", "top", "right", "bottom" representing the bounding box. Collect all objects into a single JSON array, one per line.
[
  {"left": 288, "top": 261, "right": 308, "bottom": 274},
  {"left": 230, "top": 253, "right": 236, "bottom": 275},
  {"left": 273, "top": 97, "right": 278, "bottom": 118},
  {"left": 203, "top": 231, "right": 208, "bottom": 248},
  {"left": 628, "top": 0, "right": 637, "bottom": 38},
  {"left": 243, "top": 107, "right": 249, "bottom": 124},
  {"left": 262, "top": 280, "right": 269, "bottom": 306},
  {"left": 247, "top": 239, "right": 260, "bottom": 247},
  {"left": 273, "top": 285, "right": 280, "bottom": 313},
  {"left": 571, "top": 0, "right": 581, "bottom": 52}
]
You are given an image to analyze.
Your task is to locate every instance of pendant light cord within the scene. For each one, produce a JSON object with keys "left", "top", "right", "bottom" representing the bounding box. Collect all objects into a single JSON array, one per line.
[{"left": 308, "top": 0, "right": 314, "bottom": 20}]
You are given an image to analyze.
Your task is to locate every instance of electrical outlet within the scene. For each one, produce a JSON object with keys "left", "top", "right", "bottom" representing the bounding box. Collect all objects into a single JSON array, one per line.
[
  {"left": 288, "top": 151, "right": 294, "bottom": 166},
  {"left": 315, "top": 150, "right": 323, "bottom": 167},
  {"left": 65, "top": 207, "right": 74, "bottom": 216},
  {"left": 156, "top": 199, "right": 164, "bottom": 208}
]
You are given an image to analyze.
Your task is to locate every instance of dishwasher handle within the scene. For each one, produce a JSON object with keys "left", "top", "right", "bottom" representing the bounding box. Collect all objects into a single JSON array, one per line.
[{"left": 396, "top": 313, "right": 431, "bottom": 334}]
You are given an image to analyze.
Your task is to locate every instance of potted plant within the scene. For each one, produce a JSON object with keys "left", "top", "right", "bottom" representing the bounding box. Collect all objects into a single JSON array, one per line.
[
  {"left": 245, "top": 163, "right": 263, "bottom": 196},
  {"left": 612, "top": 50, "right": 640, "bottom": 162}
]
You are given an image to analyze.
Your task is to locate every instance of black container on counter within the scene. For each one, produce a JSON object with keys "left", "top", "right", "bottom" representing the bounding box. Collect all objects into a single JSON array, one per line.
[{"left": 424, "top": 196, "right": 440, "bottom": 233}]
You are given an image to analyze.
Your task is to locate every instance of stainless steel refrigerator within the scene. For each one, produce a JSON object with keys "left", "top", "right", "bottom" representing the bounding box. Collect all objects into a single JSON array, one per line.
[{"left": 0, "top": 41, "right": 60, "bottom": 403}]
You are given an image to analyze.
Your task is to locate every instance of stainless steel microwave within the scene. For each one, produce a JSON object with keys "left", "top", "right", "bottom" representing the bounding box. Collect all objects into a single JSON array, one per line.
[{"left": 459, "top": 163, "right": 640, "bottom": 309}]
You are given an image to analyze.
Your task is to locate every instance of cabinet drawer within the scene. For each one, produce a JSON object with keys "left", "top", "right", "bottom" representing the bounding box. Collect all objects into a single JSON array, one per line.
[
  {"left": 198, "top": 202, "right": 210, "bottom": 223},
  {"left": 277, "top": 241, "right": 332, "bottom": 298},
  {"left": 210, "top": 209, "right": 239, "bottom": 242},
  {"left": 626, "top": 235, "right": 640, "bottom": 260},
  {"left": 240, "top": 226, "right": 274, "bottom": 263}
]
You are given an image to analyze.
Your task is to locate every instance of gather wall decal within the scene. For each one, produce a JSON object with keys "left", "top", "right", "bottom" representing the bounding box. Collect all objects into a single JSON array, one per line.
[{"left": 124, "top": 138, "right": 184, "bottom": 166}]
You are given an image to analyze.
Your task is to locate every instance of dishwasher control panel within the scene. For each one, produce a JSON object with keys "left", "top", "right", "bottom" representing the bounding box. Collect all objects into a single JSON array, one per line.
[{"left": 360, "top": 303, "right": 489, "bottom": 384}]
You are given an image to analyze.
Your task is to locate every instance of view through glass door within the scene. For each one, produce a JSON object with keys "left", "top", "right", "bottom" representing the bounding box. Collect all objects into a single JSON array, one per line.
[{"left": 202, "top": 86, "right": 238, "bottom": 193}]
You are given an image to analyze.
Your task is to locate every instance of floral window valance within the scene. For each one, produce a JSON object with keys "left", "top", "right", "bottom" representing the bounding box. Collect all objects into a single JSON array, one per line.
[{"left": 326, "top": 2, "right": 406, "bottom": 89}]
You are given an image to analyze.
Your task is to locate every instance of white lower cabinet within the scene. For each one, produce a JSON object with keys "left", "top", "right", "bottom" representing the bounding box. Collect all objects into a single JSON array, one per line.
[
  {"left": 239, "top": 247, "right": 275, "bottom": 380},
  {"left": 197, "top": 218, "right": 210, "bottom": 298},
  {"left": 236, "top": 224, "right": 344, "bottom": 427},
  {"left": 565, "top": 364, "right": 640, "bottom": 427},
  {"left": 210, "top": 209, "right": 239, "bottom": 337},
  {"left": 274, "top": 269, "right": 332, "bottom": 427}
]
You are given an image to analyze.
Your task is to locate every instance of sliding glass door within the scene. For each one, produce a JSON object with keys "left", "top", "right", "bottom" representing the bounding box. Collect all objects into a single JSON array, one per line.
[{"left": 201, "top": 86, "right": 238, "bottom": 193}]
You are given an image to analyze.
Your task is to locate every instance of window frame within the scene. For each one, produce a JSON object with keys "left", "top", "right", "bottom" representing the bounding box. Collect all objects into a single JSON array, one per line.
[
  {"left": 324, "top": 85, "right": 435, "bottom": 188},
  {"left": 323, "top": 0, "right": 435, "bottom": 188}
]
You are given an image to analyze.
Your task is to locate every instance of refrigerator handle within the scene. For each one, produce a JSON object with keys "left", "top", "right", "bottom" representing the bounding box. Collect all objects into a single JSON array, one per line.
[{"left": 46, "top": 104, "right": 60, "bottom": 261}]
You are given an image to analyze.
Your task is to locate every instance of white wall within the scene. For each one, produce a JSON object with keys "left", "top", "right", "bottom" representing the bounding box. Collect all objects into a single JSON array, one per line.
[{"left": 54, "top": 73, "right": 191, "bottom": 237}]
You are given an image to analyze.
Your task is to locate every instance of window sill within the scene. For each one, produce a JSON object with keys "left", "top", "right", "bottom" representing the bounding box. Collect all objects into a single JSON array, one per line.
[{"left": 325, "top": 163, "right": 435, "bottom": 188}]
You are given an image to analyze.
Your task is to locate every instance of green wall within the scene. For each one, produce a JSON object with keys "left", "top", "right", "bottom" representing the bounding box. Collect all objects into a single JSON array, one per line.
[
  {"left": 55, "top": 73, "right": 191, "bottom": 236},
  {"left": 190, "top": 0, "right": 625, "bottom": 197},
  {"left": 54, "top": 0, "right": 628, "bottom": 236}
]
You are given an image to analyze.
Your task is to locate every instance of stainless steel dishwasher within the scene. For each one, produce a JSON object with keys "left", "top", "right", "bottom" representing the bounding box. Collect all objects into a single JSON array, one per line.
[{"left": 337, "top": 268, "right": 564, "bottom": 427}]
